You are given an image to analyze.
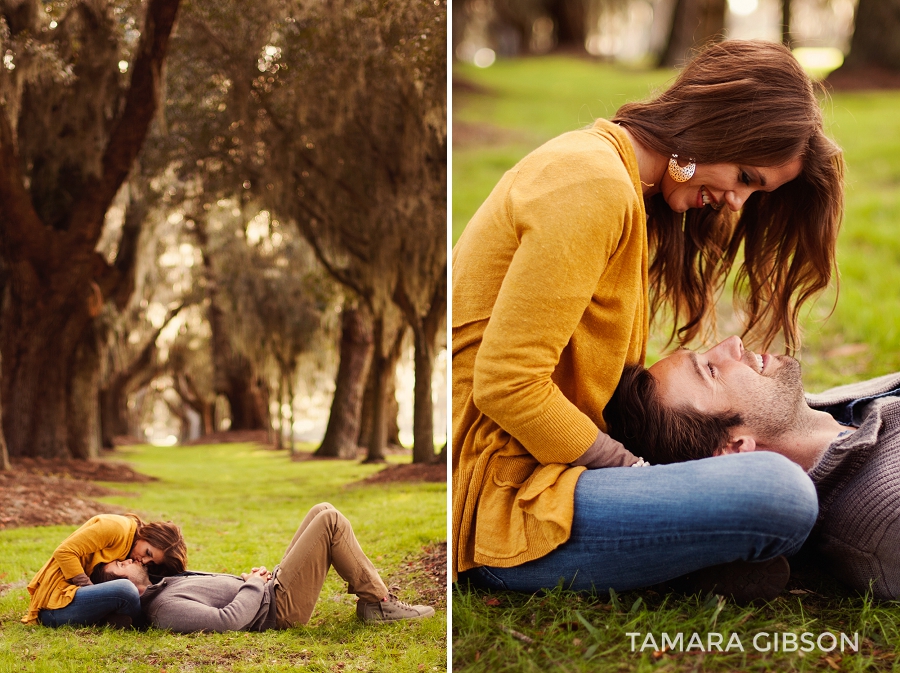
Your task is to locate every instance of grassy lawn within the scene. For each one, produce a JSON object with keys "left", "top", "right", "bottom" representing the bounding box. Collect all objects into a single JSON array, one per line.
[
  {"left": 0, "top": 443, "right": 447, "bottom": 672},
  {"left": 453, "top": 56, "right": 900, "bottom": 671}
]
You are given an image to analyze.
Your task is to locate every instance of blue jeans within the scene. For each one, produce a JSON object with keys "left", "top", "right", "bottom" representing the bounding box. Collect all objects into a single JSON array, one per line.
[
  {"left": 464, "top": 452, "right": 818, "bottom": 593},
  {"left": 38, "top": 579, "right": 142, "bottom": 627}
]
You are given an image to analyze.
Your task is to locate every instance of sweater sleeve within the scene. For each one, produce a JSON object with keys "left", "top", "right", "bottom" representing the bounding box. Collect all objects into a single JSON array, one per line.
[
  {"left": 150, "top": 577, "right": 267, "bottom": 633},
  {"left": 53, "top": 516, "right": 131, "bottom": 580},
  {"left": 472, "top": 145, "right": 637, "bottom": 465}
]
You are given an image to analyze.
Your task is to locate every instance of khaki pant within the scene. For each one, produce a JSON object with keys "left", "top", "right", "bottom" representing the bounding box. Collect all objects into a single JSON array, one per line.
[{"left": 273, "top": 503, "right": 388, "bottom": 627}]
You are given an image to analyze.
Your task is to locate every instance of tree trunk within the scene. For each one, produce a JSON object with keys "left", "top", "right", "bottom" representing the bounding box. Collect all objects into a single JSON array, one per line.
[
  {"left": 68, "top": 319, "right": 104, "bottom": 460},
  {"left": 129, "top": 389, "right": 150, "bottom": 440},
  {"left": 410, "top": 323, "right": 436, "bottom": 464},
  {"left": 101, "top": 303, "right": 183, "bottom": 448},
  {"left": 841, "top": 0, "right": 900, "bottom": 71},
  {"left": 363, "top": 351, "right": 392, "bottom": 463},
  {"left": 197, "top": 217, "right": 269, "bottom": 433},
  {"left": 1, "top": 272, "right": 94, "bottom": 459},
  {"left": 394, "top": 267, "right": 446, "bottom": 465},
  {"left": 221, "top": 357, "right": 269, "bottom": 431},
  {"left": 546, "top": 0, "right": 586, "bottom": 52},
  {"left": 359, "top": 363, "right": 401, "bottom": 452},
  {"left": 362, "top": 318, "right": 405, "bottom": 463},
  {"left": 658, "top": 0, "right": 726, "bottom": 67},
  {"left": 781, "top": 0, "right": 792, "bottom": 47},
  {"left": 0, "top": 355, "right": 10, "bottom": 471},
  {"left": 274, "top": 372, "right": 284, "bottom": 450},
  {"left": 163, "top": 397, "right": 190, "bottom": 444},
  {"left": 100, "top": 379, "right": 131, "bottom": 449},
  {"left": 287, "top": 374, "right": 296, "bottom": 457},
  {"left": 316, "top": 305, "right": 374, "bottom": 459}
]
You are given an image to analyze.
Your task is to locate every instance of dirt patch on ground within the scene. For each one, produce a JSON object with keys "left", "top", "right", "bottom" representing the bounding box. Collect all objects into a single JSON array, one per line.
[
  {"left": 0, "top": 471, "right": 131, "bottom": 530},
  {"left": 386, "top": 541, "right": 447, "bottom": 611},
  {"left": 0, "top": 457, "right": 156, "bottom": 530},
  {"left": 359, "top": 460, "right": 447, "bottom": 484},
  {"left": 14, "top": 456, "right": 157, "bottom": 483}
]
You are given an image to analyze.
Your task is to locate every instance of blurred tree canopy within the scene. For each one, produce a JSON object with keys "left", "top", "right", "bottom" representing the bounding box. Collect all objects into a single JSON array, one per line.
[
  {"left": 453, "top": 0, "right": 879, "bottom": 71},
  {"left": 0, "top": 0, "right": 447, "bottom": 464}
]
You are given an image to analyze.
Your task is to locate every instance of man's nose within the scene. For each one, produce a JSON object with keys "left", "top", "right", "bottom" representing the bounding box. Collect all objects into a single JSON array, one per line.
[{"left": 707, "top": 335, "right": 743, "bottom": 361}]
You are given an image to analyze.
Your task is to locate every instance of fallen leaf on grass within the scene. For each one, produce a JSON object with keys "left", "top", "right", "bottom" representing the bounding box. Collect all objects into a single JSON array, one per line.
[
  {"left": 483, "top": 596, "right": 502, "bottom": 607},
  {"left": 824, "top": 655, "right": 842, "bottom": 670},
  {"left": 789, "top": 589, "right": 809, "bottom": 595},
  {"left": 572, "top": 638, "right": 582, "bottom": 646}
]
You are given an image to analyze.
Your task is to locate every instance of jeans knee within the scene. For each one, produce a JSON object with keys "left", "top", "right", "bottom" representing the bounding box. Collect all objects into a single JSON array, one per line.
[
  {"left": 727, "top": 452, "right": 818, "bottom": 552},
  {"left": 107, "top": 579, "right": 141, "bottom": 605}
]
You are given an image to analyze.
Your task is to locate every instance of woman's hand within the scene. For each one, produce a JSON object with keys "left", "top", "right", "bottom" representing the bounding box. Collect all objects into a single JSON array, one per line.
[
  {"left": 571, "top": 430, "right": 640, "bottom": 468},
  {"left": 68, "top": 572, "right": 93, "bottom": 587}
]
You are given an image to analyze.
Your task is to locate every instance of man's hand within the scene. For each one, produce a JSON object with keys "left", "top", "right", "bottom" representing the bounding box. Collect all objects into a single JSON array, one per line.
[{"left": 241, "top": 566, "right": 271, "bottom": 582}]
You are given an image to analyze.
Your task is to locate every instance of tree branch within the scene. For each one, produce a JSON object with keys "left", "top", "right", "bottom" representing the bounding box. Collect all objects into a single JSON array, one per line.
[
  {"left": 68, "top": 0, "right": 182, "bottom": 244},
  {"left": 0, "top": 102, "right": 51, "bottom": 264}
]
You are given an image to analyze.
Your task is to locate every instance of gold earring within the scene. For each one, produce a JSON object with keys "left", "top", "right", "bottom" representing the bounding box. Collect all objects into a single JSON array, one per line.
[{"left": 668, "top": 154, "right": 696, "bottom": 182}]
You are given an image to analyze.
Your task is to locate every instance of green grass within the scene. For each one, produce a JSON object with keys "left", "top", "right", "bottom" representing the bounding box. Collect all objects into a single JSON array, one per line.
[
  {"left": 453, "top": 55, "right": 900, "bottom": 671},
  {"left": 0, "top": 443, "right": 447, "bottom": 672},
  {"left": 452, "top": 572, "right": 900, "bottom": 672}
]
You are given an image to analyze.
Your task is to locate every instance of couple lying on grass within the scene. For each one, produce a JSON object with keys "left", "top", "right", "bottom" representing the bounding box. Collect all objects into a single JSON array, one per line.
[
  {"left": 461, "top": 335, "right": 900, "bottom": 603},
  {"left": 24, "top": 503, "right": 435, "bottom": 631}
]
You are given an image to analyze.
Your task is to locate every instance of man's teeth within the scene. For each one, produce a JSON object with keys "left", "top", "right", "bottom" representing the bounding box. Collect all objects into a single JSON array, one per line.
[{"left": 756, "top": 354, "right": 764, "bottom": 371}]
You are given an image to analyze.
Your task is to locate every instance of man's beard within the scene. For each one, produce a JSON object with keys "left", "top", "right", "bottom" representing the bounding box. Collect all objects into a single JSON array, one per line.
[
  {"left": 130, "top": 564, "right": 151, "bottom": 585},
  {"left": 739, "top": 355, "right": 809, "bottom": 441}
]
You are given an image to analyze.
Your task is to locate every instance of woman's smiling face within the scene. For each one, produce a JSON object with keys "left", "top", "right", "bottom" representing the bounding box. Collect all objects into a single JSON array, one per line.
[{"left": 660, "top": 157, "right": 804, "bottom": 214}]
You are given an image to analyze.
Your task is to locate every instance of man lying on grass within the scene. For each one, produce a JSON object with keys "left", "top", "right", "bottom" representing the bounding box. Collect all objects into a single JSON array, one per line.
[
  {"left": 604, "top": 335, "right": 900, "bottom": 600},
  {"left": 92, "top": 503, "right": 434, "bottom": 631}
]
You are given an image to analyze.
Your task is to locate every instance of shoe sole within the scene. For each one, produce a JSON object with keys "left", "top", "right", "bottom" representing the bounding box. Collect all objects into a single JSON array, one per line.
[{"left": 361, "top": 607, "right": 436, "bottom": 623}]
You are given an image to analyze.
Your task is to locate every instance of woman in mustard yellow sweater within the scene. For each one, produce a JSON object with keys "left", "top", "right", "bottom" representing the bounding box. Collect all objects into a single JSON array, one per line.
[
  {"left": 453, "top": 41, "right": 843, "bottom": 597},
  {"left": 23, "top": 513, "right": 186, "bottom": 627}
]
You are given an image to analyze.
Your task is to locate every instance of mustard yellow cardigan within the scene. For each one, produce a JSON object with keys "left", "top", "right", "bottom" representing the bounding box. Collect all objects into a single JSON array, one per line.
[
  {"left": 22, "top": 514, "right": 137, "bottom": 624},
  {"left": 452, "top": 119, "right": 648, "bottom": 577}
]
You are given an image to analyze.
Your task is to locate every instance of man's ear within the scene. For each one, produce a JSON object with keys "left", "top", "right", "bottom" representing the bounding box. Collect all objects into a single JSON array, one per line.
[{"left": 716, "top": 434, "right": 757, "bottom": 456}]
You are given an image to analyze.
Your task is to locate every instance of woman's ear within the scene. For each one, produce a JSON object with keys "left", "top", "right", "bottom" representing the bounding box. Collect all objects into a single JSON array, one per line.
[{"left": 715, "top": 435, "right": 757, "bottom": 456}]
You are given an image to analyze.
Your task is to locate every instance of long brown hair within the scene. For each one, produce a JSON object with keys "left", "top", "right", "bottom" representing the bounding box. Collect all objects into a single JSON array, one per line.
[
  {"left": 613, "top": 40, "right": 844, "bottom": 352},
  {"left": 126, "top": 514, "right": 188, "bottom": 576}
]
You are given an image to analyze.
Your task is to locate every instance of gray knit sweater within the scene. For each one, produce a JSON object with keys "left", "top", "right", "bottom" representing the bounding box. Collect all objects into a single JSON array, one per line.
[
  {"left": 805, "top": 372, "right": 900, "bottom": 599},
  {"left": 141, "top": 571, "right": 278, "bottom": 633}
]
